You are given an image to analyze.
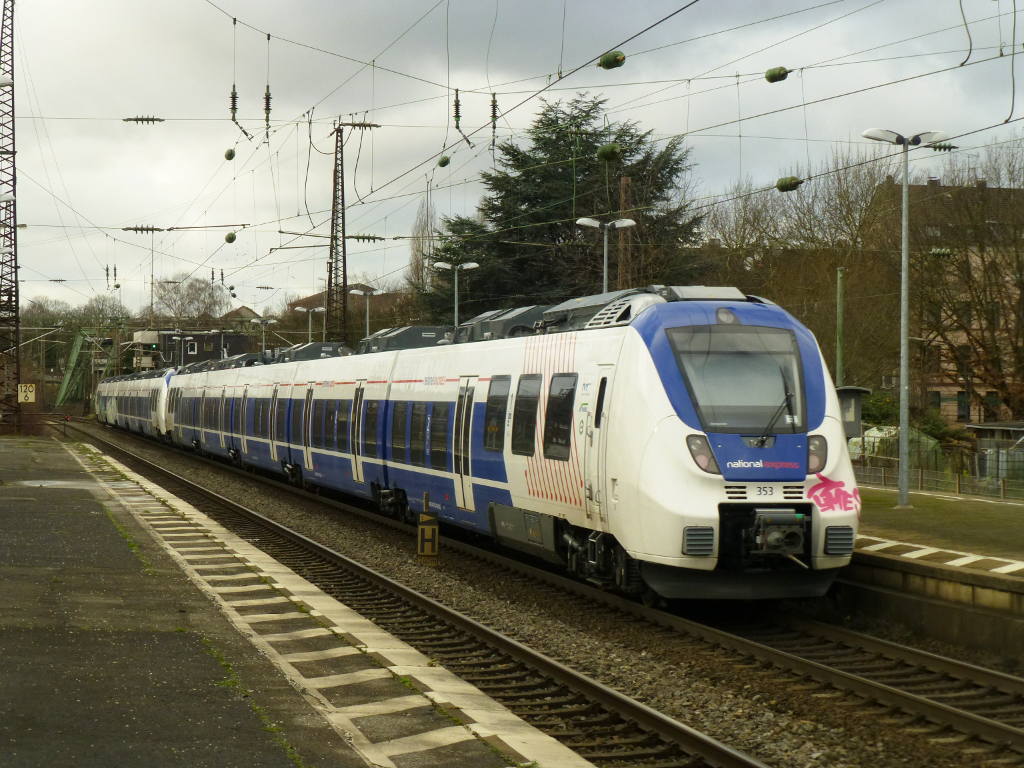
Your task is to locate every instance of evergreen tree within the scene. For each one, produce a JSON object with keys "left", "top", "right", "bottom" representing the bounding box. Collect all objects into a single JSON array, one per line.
[{"left": 420, "top": 95, "right": 705, "bottom": 323}]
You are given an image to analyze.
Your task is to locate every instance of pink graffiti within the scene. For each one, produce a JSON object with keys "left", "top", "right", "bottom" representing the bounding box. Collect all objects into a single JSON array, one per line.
[{"left": 808, "top": 473, "right": 861, "bottom": 516}]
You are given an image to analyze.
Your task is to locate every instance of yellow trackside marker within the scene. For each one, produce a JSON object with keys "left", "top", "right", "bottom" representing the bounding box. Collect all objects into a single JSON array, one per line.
[{"left": 418, "top": 491, "right": 439, "bottom": 564}]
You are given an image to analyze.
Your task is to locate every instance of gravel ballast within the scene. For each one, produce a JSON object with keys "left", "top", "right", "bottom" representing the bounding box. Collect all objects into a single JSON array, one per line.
[{"left": 75, "top": 425, "right": 1019, "bottom": 768}]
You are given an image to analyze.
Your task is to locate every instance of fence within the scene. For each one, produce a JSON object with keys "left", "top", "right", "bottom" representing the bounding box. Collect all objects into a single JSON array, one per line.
[{"left": 854, "top": 463, "right": 1024, "bottom": 501}]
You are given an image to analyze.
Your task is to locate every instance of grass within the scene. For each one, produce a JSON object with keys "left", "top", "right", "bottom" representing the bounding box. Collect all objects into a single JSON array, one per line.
[{"left": 859, "top": 486, "right": 1024, "bottom": 561}]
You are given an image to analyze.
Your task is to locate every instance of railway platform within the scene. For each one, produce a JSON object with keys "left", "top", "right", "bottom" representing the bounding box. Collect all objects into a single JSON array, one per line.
[
  {"left": 0, "top": 435, "right": 367, "bottom": 768},
  {"left": 0, "top": 434, "right": 593, "bottom": 768},
  {"left": 845, "top": 485, "right": 1024, "bottom": 658}
]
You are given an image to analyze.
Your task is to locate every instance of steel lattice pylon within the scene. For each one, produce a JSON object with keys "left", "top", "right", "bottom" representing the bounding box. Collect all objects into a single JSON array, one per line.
[
  {"left": 325, "top": 124, "right": 347, "bottom": 343},
  {"left": 0, "top": 0, "right": 18, "bottom": 432}
]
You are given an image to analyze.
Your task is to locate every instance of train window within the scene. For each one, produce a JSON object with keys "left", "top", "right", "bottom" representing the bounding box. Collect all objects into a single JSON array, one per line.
[
  {"left": 290, "top": 398, "right": 304, "bottom": 445},
  {"left": 429, "top": 402, "right": 449, "bottom": 470},
  {"left": 409, "top": 402, "right": 427, "bottom": 466},
  {"left": 594, "top": 377, "right": 607, "bottom": 428},
  {"left": 543, "top": 373, "right": 578, "bottom": 461},
  {"left": 391, "top": 401, "right": 409, "bottom": 463},
  {"left": 363, "top": 400, "right": 380, "bottom": 458},
  {"left": 309, "top": 400, "right": 321, "bottom": 448},
  {"left": 275, "top": 398, "right": 288, "bottom": 442},
  {"left": 323, "top": 400, "right": 336, "bottom": 450},
  {"left": 337, "top": 399, "right": 350, "bottom": 453},
  {"left": 511, "top": 374, "right": 542, "bottom": 456},
  {"left": 483, "top": 376, "right": 511, "bottom": 452}
]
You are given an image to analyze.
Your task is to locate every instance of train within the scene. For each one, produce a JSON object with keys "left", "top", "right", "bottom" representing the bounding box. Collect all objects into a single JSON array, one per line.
[{"left": 95, "top": 285, "right": 860, "bottom": 600}]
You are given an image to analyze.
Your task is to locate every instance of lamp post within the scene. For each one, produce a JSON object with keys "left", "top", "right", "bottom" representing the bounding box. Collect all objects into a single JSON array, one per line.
[
  {"left": 171, "top": 335, "right": 193, "bottom": 367},
  {"left": 432, "top": 262, "right": 479, "bottom": 329},
  {"left": 575, "top": 217, "right": 637, "bottom": 293},
  {"left": 861, "top": 128, "right": 947, "bottom": 508},
  {"left": 295, "top": 306, "right": 326, "bottom": 343},
  {"left": 249, "top": 317, "right": 277, "bottom": 357},
  {"left": 348, "top": 289, "right": 375, "bottom": 339}
]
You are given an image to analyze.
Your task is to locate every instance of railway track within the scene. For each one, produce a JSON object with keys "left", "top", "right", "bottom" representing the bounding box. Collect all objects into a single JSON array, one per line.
[
  {"left": 65, "top": 420, "right": 1024, "bottom": 762},
  {"left": 62, "top": 421, "right": 764, "bottom": 768}
]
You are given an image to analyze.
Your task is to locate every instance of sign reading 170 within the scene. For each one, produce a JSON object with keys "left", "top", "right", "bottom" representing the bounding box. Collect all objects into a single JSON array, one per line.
[{"left": 17, "top": 383, "right": 35, "bottom": 403}]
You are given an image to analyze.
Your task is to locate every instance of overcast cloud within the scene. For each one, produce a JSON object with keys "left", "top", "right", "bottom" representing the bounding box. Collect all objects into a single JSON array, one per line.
[{"left": 13, "top": 0, "right": 1023, "bottom": 316}]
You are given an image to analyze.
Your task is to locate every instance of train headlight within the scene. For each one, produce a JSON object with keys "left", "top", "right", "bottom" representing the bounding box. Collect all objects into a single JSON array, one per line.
[
  {"left": 807, "top": 435, "right": 828, "bottom": 474},
  {"left": 686, "top": 435, "right": 721, "bottom": 474}
]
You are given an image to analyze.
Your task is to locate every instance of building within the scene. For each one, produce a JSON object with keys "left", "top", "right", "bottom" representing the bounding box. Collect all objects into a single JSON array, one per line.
[
  {"left": 132, "top": 329, "right": 254, "bottom": 370},
  {"left": 865, "top": 176, "right": 1024, "bottom": 426}
]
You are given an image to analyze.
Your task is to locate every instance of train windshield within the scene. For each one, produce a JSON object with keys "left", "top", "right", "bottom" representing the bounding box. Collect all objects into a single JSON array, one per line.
[{"left": 666, "top": 325, "right": 805, "bottom": 434}]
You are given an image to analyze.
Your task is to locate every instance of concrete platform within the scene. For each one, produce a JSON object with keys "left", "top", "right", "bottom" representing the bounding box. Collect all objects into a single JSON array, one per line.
[
  {"left": 0, "top": 436, "right": 367, "bottom": 768},
  {"left": 0, "top": 435, "right": 594, "bottom": 768}
]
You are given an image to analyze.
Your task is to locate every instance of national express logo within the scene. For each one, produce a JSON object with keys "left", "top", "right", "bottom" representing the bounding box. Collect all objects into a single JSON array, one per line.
[{"left": 726, "top": 459, "right": 800, "bottom": 469}]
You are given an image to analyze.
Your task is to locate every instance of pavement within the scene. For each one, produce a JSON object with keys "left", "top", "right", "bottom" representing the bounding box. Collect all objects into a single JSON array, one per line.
[
  {"left": 0, "top": 435, "right": 366, "bottom": 768},
  {"left": 0, "top": 434, "right": 595, "bottom": 768}
]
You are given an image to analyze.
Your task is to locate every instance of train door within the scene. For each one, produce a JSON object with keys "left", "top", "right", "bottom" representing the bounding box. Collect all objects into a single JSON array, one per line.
[
  {"left": 199, "top": 390, "right": 208, "bottom": 447},
  {"left": 240, "top": 385, "right": 249, "bottom": 455},
  {"left": 219, "top": 387, "right": 228, "bottom": 450},
  {"left": 269, "top": 386, "right": 280, "bottom": 463},
  {"left": 350, "top": 381, "right": 366, "bottom": 483},
  {"left": 452, "top": 376, "right": 478, "bottom": 511},
  {"left": 302, "top": 385, "right": 315, "bottom": 471},
  {"left": 583, "top": 366, "right": 613, "bottom": 526}
]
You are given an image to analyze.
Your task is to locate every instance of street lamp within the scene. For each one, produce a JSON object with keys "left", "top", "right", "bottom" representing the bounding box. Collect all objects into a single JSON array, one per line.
[
  {"left": 249, "top": 317, "right": 277, "bottom": 357},
  {"left": 575, "top": 217, "right": 636, "bottom": 293},
  {"left": 294, "top": 306, "right": 326, "bottom": 343},
  {"left": 432, "top": 262, "right": 479, "bottom": 329},
  {"left": 861, "top": 128, "right": 947, "bottom": 508},
  {"left": 348, "top": 289, "right": 376, "bottom": 339},
  {"left": 170, "top": 335, "right": 193, "bottom": 367}
]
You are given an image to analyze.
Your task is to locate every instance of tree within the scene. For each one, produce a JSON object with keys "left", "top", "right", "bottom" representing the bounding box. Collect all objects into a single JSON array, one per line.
[
  {"left": 703, "top": 147, "right": 901, "bottom": 393},
  {"left": 154, "top": 273, "right": 231, "bottom": 326},
  {"left": 907, "top": 139, "right": 1024, "bottom": 419},
  {"left": 419, "top": 95, "right": 705, "bottom": 323}
]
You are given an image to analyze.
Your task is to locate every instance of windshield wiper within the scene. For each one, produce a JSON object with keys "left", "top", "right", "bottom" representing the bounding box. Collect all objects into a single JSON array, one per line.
[{"left": 756, "top": 367, "right": 795, "bottom": 447}]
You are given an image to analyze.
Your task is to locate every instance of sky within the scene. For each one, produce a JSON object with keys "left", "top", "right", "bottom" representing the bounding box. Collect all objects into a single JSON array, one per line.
[{"left": 12, "top": 0, "right": 1024, "bottom": 318}]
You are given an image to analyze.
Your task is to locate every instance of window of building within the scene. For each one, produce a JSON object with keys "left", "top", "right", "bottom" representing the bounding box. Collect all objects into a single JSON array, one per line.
[
  {"left": 391, "top": 401, "right": 409, "bottom": 463},
  {"left": 511, "top": 374, "right": 542, "bottom": 456},
  {"left": 543, "top": 374, "right": 578, "bottom": 461},
  {"left": 429, "top": 402, "right": 449, "bottom": 470},
  {"left": 956, "top": 390, "right": 970, "bottom": 422},
  {"left": 364, "top": 400, "right": 380, "bottom": 458},
  {"left": 483, "top": 376, "right": 511, "bottom": 451},
  {"left": 410, "top": 402, "right": 427, "bottom": 466},
  {"left": 983, "top": 391, "right": 1001, "bottom": 422}
]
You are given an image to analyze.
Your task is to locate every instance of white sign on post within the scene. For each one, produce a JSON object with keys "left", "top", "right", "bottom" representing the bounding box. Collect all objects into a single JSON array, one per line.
[{"left": 18, "top": 383, "right": 36, "bottom": 403}]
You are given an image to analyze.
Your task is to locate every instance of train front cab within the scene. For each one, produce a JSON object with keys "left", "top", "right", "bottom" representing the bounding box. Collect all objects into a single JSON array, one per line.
[{"left": 610, "top": 301, "right": 859, "bottom": 599}]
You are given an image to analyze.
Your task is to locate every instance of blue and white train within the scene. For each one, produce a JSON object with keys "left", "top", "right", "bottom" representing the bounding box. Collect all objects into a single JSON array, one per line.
[{"left": 96, "top": 286, "right": 860, "bottom": 600}]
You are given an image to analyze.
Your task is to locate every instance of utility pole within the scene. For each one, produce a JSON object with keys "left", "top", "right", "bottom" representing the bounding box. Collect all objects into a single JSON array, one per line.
[
  {"left": 121, "top": 225, "right": 164, "bottom": 325},
  {"left": 616, "top": 176, "right": 632, "bottom": 289},
  {"left": 835, "top": 266, "right": 845, "bottom": 387},
  {"left": 326, "top": 120, "right": 378, "bottom": 343},
  {"left": 0, "top": 0, "right": 19, "bottom": 433}
]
